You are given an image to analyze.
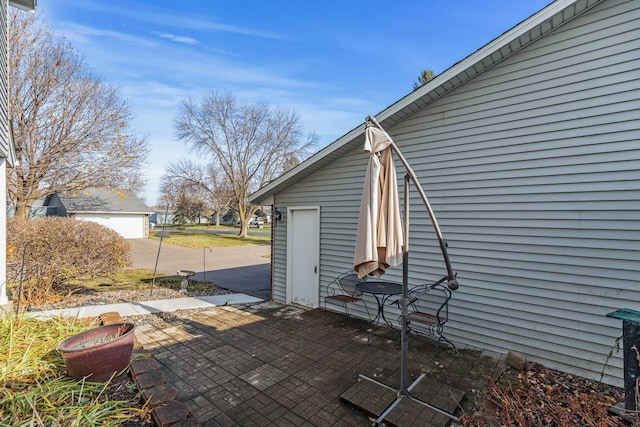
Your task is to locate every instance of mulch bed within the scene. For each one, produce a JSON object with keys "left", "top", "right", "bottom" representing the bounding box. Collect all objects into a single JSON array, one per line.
[{"left": 461, "top": 362, "right": 629, "bottom": 426}]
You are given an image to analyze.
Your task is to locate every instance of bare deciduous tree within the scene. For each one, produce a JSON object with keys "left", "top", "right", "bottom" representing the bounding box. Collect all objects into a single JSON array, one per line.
[
  {"left": 173, "top": 190, "right": 206, "bottom": 224},
  {"left": 174, "top": 92, "right": 316, "bottom": 237},
  {"left": 160, "top": 159, "right": 233, "bottom": 226},
  {"left": 7, "top": 11, "right": 149, "bottom": 218}
]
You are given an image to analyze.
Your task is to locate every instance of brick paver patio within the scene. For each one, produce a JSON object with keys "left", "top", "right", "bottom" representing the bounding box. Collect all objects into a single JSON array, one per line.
[{"left": 134, "top": 302, "right": 504, "bottom": 426}]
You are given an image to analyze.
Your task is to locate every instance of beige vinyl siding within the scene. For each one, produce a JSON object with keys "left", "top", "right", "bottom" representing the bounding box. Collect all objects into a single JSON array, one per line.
[{"left": 271, "top": 0, "right": 638, "bottom": 386}]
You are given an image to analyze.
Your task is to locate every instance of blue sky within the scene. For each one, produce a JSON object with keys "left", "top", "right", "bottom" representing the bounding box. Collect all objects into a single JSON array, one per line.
[{"left": 39, "top": 0, "right": 552, "bottom": 206}]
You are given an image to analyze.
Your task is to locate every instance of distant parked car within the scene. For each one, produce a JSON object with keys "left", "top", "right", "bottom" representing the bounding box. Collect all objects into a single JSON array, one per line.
[{"left": 249, "top": 218, "right": 264, "bottom": 228}]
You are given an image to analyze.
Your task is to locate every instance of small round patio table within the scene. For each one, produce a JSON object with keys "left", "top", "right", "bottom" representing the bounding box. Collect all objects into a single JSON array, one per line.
[{"left": 355, "top": 281, "right": 402, "bottom": 328}]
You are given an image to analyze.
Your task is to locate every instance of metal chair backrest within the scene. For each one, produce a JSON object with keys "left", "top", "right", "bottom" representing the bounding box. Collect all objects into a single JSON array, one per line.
[
  {"left": 409, "top": 283, "right": 451, "bottom": 324},
  {"left": 338, "top": 273, "right": 366, "bottom": 297}
]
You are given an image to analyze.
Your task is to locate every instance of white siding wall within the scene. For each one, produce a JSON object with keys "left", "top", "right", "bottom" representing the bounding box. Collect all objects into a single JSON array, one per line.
[
  {"left": 272, "top": 0, "right": 639, "bottom": 385},
  {"left": 0, "top": 0, "right": 7, "bottom": 159},
  {"left": 0, "top": 0, "right": 8, "bottom": 307}
]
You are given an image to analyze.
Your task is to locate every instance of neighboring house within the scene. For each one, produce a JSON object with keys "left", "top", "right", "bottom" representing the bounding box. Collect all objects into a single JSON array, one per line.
[
  {"left": 0, "top": 0, "right": 37, "bottom": 311},
  {"left": 44, "top": 188, "right": 152, "bottom": 239},
  {"left": 249, "top": 0, "right": 639, "bottom": 386},
  {"left": 149, "top": 212, "right": 211, "bottom": 225},
  {"left": 25, "top": 197, "right": 55, "bottom": 217},
  {"left": 149, "top": 211, "right": 176, "bottom": 226}
]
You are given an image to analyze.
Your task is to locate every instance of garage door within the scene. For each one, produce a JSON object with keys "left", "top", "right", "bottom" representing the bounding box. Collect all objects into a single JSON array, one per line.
[{"left": 76, "top": 213, "right": 147, "bottom": 238}]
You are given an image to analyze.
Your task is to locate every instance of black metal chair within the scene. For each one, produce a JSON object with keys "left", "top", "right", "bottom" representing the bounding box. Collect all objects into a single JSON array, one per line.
[
  {"left": 323, "top": 272, "right": 371, "bottom": 322},
  {"left": 404, "top": 280, "right": 455, "bottom": 354}
]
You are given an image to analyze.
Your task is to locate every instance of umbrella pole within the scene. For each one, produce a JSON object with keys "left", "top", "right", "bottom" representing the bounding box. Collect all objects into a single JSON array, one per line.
[
  {"left": 400, "top": 174, "right": 410, "bottom": 394},
  {"left": 367, "top": 175, "right": 460, "bottom": 426}
]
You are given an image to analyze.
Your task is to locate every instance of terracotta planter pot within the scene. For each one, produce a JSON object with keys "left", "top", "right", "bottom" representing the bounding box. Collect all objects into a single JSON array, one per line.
[{"left": 57, "top": 323, "right": 135, "bottom": 382}]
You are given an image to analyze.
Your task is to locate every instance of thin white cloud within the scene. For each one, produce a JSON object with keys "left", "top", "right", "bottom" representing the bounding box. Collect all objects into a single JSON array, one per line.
[
  {"left": 174, "top": 17, "right": 290, "bottom": 40},
  {"left": 154, "top": 32, "right": 199, "bottom": 45},
  {"left": 60, "top": 1, "right": 290, "bottom": 41},
  {"left": 55, "top": 22, "right": 157, "bottom": 48}
]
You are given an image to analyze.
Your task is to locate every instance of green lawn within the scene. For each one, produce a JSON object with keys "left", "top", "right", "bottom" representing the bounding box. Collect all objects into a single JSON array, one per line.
[{"left": 149, "top": 227, "right": 271, "bottom": 248}]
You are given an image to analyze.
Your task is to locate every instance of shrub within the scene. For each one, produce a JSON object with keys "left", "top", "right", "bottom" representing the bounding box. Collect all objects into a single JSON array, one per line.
[{"left": 7, "top": 217, "right": 131, "bottom": 306}]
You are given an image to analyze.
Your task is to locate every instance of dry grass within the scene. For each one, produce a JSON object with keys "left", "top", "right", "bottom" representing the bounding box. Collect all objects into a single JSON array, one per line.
[{"left": 0, "top": 313, "right": 150, "bottom": 426}]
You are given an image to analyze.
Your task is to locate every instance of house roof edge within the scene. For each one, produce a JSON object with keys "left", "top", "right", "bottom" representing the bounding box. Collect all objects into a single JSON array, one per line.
[{"left": 248, "top": 0, "right": 603, "bottom": 205}]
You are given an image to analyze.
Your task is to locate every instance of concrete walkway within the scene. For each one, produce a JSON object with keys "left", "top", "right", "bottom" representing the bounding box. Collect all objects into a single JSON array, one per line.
[
  {"left": 128, "top": 238, "right": 272, "bottom": 300},
  {"left": 29, "top": 293, "right": 263, "bottom": 320}
]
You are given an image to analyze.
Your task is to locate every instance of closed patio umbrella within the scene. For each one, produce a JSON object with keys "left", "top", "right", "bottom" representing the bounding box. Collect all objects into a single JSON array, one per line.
[
  {"left": 353, "top": 124, "right": 404, "bottom": 278},
  {"left": 353, "top": 115, "right": 459, "bottom": 425}
]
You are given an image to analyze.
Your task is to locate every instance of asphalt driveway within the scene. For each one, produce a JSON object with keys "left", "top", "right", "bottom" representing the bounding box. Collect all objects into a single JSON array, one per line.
[{"left": 128, "top": 238, "right": 272, "bottom": 300}]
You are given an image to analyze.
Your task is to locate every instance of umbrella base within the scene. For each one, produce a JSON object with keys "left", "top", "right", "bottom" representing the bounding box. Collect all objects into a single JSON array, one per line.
[{"left": 341, "top": 374, "right": 463, "bottom": 426}]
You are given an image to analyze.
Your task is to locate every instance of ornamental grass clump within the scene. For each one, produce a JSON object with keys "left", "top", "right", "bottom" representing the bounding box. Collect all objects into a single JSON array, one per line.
[{"left": 0, "top": 312, "right": 148, "bottom": 426}]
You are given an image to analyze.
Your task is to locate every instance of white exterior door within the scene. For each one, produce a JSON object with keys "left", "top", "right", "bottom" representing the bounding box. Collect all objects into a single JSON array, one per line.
[{"left": 286, "top": 207, "right": 319, "bottom": 308}]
